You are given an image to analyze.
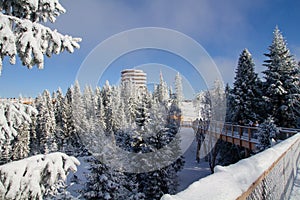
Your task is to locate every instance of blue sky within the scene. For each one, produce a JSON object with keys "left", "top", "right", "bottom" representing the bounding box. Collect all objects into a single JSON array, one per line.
[{"left": 1, "top": 0, "right": 300, "bottom": 99}]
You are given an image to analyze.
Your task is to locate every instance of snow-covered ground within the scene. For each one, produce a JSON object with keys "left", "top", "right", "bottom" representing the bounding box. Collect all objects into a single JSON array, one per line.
[{"left": 177, "top": 127, "right": 211, "bottom": 191}]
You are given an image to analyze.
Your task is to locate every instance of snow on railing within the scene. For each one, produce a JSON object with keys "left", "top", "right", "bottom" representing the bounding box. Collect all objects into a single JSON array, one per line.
[{"left": 161, "top": 133, "right": 300, "bottom": 200}]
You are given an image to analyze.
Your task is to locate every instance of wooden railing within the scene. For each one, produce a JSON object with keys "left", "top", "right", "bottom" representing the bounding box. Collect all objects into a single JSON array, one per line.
[
  {"left": 161, "top": 133, "right": 300, "bottom": 200},
  {"left": 180, "top": 120, "right": 299, "bottom": 151}
]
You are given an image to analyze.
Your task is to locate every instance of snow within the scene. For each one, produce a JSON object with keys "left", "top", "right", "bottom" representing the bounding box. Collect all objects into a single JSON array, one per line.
[
  {"left": 177, "top": 127, "right": 211, "bottom": 191},
  {"left": 0, "top": 152, "right": 80, "bottom": 199},
  {"left": 161, "top": 133, "right": 300, "bottom": 200},
  {"left": 0, "top": 100, "right": 37, "bottom": 142},
  {"left": 0, "top": 2, "right": 81, "bottom": 73},
  {"left": 180, "top": 101, "right": 198, "bottom": 121}
]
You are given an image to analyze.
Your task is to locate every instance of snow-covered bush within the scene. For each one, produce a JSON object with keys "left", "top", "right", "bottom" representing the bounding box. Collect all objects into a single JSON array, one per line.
[
  {"left": 257, "top": 118, "right": 279, "bottom": 151},
  {"left": 0, "top": 152, "right": 80, "bottom": 200}
]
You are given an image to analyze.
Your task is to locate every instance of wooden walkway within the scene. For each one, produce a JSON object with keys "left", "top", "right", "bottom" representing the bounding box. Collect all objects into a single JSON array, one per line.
[{"left": 181, "top": 120, "right": 299, "bottom": 151}]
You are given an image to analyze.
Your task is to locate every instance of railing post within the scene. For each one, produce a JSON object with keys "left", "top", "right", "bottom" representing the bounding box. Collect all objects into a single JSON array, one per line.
[{"left": 248, "top": 128, "right": 251, "bottom": 141}]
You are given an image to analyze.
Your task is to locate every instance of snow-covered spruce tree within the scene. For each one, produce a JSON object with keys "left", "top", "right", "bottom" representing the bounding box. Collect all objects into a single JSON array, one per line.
[
  {"left": 128, "top": 97, "right": 184, "bottom": 199},
  {"left": 174, "top": 72, "right": 184, "bottom": 104},
  {"left": 35, "top": 90, "right": 57, "bottom": 154},
  {"left": 72, "top": 81, "right": 88, "bottom": 136},
  {"left": 0, "top": 152, "right": 80, "bottom": 200},
  {"left": 62, "top": 87, "right": 81, "bottom": 155},
  {"left": 102, "top": 81, "right": 118, "bottom": 136},
  {"left": 0, "top": 0, "right": 81, "bottom": 74},
  {"left": 225, "top": 83, "right": 234, "bottom": 122},
  {"left": 122, "top": 81, "right": 139, "bottom": 129},
  {"left": 257, "top": 118, "right": 279, "bottom": 151},
  {"left": 0, "top": 100, "right": 37, "bottom": 163},
  {"left": 263, "top": 27, "right": 300, "bottom": 128},
  {"left": 95, "top": 86, "right": 106, "bottom": 130},
  {"left": 231, "top": 49, "right": 261, "bottom": 124},
  {"left": 11, "top": 123, "right": 30, "bottom": 160},
  {"left": 43, "top": 89, "right": 58, "bottom": 152},
  {"left": 53, "top": 88, "right": 65, "bottom": 150},
  {"left": 83, "top": 156, "right": 127, "bottom": 200},
  {"left": 83, "top": 85, "right": 96, "bottom": 121},
  {"left": 154, "top": 72, "right": 169, "bottom": 104}
]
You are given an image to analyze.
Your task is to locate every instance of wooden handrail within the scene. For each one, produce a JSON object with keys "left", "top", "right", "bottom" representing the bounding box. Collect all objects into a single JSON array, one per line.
[{"left": 180, "top": 120, "right": 298, "bottom": 151}]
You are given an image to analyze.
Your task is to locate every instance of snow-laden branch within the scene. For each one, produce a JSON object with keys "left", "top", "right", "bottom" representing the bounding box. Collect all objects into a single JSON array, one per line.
[
  {"left": 0, "top": 0, "right": 82, "bottom": 74},
  {"left": 0, "top": 100, "right": 37, "bottom": 142},
  {"left": 0, "top": 0, "right": 66, "bottom": 23},
  {"left": 0, "top": 152, "right": 80, "bottom": 199}
]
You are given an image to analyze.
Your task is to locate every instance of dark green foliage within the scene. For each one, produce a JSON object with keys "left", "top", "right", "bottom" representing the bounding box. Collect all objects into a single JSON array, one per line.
[
  {"left": 231, "top": 49, "right": 262, "bottom": 124},
  {"left": 263, "top": 27, "right": 300, "bottom": 128}
]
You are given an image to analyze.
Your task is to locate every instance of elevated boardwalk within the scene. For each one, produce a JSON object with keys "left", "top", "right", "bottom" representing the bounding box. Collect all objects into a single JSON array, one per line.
[
  {"left": 162, "top": 132, "right": 300, "bottom": 200},
  {"left": 181, "top": 120, "right": 299, "bottom": 151}
]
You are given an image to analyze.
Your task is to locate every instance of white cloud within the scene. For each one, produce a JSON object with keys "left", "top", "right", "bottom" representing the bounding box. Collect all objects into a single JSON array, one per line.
[
  {"left": 56, "top": 0, "right": 266, "bottom": 50},
  {"left": 213, "top": 56, "right": 237, "bottom": 86}
]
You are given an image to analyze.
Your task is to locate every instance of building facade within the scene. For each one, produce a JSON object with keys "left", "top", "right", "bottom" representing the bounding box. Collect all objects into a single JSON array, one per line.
[{"left": 121, "top": 69, "right": 147, "bottom": 88}]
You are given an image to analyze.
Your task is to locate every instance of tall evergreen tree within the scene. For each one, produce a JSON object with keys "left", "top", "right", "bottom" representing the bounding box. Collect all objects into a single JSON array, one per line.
[
  {"left": 174, "top": 72, "right": 184, "bottom": 104},
  {"left": 72, "top": 81, "right": 88, "bottom": 135},
  {"left": 95, "top": 86, "right": 106, "bottom": 130},
  {"left": 53, "top": 88, "right": 64, "bottom": 150},
  {"left": 263, "top": 27, "right": 300, "bottom": 128},
  {"left": 231, "top": 49, "right": 261, "bottom": 124},
  {"left": 154, "top": 72, "right": 169, "bottom": 104},
  {"left": 12, "top": 123, "right": 30, "bottom": 160},
  {"left": 35, "top": 91, "right": 57, "bottom": 154},
  {"left": 225, "top": 83, "right": 234, "bottom": 122},
  {"left": 63, "top": 87, "right": 81, "bottom": 154}
]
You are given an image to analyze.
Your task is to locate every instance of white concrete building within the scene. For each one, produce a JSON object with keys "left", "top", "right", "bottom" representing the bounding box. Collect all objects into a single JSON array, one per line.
[{"left": 121, "top": 69, "right": 147, "bottom": 88}]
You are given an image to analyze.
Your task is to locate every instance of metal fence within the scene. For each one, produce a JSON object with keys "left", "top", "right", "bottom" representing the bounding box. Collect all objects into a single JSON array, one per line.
[{"left": 237, "top": 134, "right": 300, "bottom": 200}]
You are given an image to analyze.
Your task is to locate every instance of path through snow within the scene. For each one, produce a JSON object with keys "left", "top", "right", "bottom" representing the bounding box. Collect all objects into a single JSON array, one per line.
[{"left": 177, "top": 127, "right": 211, "bottom": 192}]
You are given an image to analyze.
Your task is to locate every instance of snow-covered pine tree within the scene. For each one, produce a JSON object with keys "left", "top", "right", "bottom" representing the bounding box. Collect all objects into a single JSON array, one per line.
[
  {"left": 225, "top": 83, "right": 234, "bottom": 122},
  {"left": 154, "top": 71, "right": 169, "bottom": 104},
  {"left": 62, "top": 87, "right": 81, "bottom": 155},
  {"left": 257, "top": 117, "right": 279, "bottom": 151},
  {"left": 84, "top": 156, "right": 128, "bottom": 200},
  {"left": 35, "top": 90, "right": 57, "bottom": 154},
  {"left": 231, "top": 49, "right": 261, "bottom": 124},
  {"left": 102, "top": 81, "right": 118, "bottom": 136},
  {"left": 263, "top": 27, "right": 300, "bottom": 128},
  {"left": 135, "top": 90, "right": 151, "bottom": 131},
  {"left": 53, "top": 88, "right": 65, "bottom": 150},
  {"left": 111, "top": 86, "right": 123, "bottom": 132},
  {"left": 174, "top": 72, "right": 184, "bottom": 104},
  {"left": 43, "top": 89, "right": 58, "bottom": 152},
  {"left": 83, "top": 85, "right": 96, "bottom": 121},
  {"left": 0, "top": 100, "right": 34, "bottom": 162},
  {"left": 0, "top": 0, "right": 81, "bottom": 74},
  {"left": 95, "top": 86, "right": 106, "bottom": 130},
  {"left": 29, "top": 103, "right": 39, "bottom": 155},
  {"left": 72, "top": 81, "right": 88, "bottom": 135},
  {"left": 11, "top": 123, "right": 30, "bottom": 160}
]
